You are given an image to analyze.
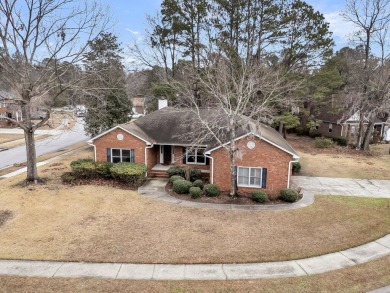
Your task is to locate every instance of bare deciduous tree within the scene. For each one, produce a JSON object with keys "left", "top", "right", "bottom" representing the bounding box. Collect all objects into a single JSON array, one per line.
[
  {"left": 343, "top": 0, "right": 390, "bottom": 150},
  {"left": 0, "top": 0, "right": 109, "bottom": 182},
  {"left": 171, "top": 56, "right": 297, "bottom": 196}
]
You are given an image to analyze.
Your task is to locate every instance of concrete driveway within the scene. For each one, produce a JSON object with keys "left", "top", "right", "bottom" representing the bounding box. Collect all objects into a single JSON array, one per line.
[{"left": 292, "top": 176, "right": 390, "bottom": 198}]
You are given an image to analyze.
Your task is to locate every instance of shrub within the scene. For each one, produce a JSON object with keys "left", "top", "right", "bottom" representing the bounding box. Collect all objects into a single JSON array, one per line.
[
  {"left": 109, "top": 163, "right": 147, "bottom": 187},
  {"left": 173, "top": 179, "right": 192, "bottom": 194},
  {"left": 95, "top": 161, "right": 113, "bottom": 178},
  {"left": 189, "top": 186, "right": 202, "bottom": 198},
  {"left": 251, "top": 191, "right": 269, "bottom": 203},
  {"left": 70, "top": 159, "right": 96, "bottom": 178},
  {"left": 204, "top": 184, "right": 220, "bottom": 197},
  {"left": 170, "top": 175, "right": 185, "bottom": 184},
  {"left": 192, "top": 179, "right": 204, "bottom": 189},
  {"left": 292, "top": 162, "right": 301, "bottom": 174},
  {"left": 294, "top": 126, "right": 306, "bottom": 136},
  {"left": 330, "top": 136, "right": 348, "bottom": 146},
  {"left": 314, "top": 137, "right": 334, "bottom": 148},
  {"left": 61, "top": 172, "right": 77, "bottom": 185},
  {"left": 167, "top": 166, "right": 185, "bottom": 177},
  {"left": 190, "top": 169, "right": 202, "bottom": 181},
  {"left": 280, "top": 189, "right": 299, "bottom": 203}
]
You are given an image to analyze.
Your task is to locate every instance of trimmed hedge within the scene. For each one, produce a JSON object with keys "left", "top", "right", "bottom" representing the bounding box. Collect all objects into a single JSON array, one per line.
[
  {"left": 63, "top": 159, "right": 147, "bottom": 188},
  {"left": 96, "top": 161, "right": 113, "bottom": 178},
  {"left": 167, "top": 166, "right": 185, "bottom": 178},
  {"left": 190, "top": 169, "right": 202, "bottom": 181},
  {"left": 70, "top": 159, "right": 96, "bottom": 178},
  {"left": 204, "top": 184, "right": 220, "bottom": 197},
  {"left": 192, "top": 179, "right": 204, "bottom": 189},
  {"left": 61, "top": 172, "right": 77, "bottom": 185},
  {"left": 280, "top": 188, "right": 299, "bottom": 203},
  {"left": 170, "top": 175, "right": 185, "bottom": 184},
  {"left": 251, "top": 191, "right": 269, "bottom": 203},
  {"left": 173, "top": 179, "right": 192, "bottom": 194},
  {"left": 189, "top": 186, "right": 202, "bottom": 198},
  {"left": 110, "top": 163, "right": 147, "bottom": 186}
]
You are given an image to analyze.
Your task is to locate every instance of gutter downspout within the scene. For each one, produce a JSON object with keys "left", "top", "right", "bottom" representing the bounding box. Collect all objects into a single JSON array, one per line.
[
  {"left": 145, "top": 144, "right": 154, "bottom": 177},
  {"left": 287, "top": 160, "right": 295, "bottom": 188},
  {"left": 87, "top": 141, "right": 97, "bottom": 161},
  {"left": 204, "top": 153, "right": 214, "bottom": 184}
]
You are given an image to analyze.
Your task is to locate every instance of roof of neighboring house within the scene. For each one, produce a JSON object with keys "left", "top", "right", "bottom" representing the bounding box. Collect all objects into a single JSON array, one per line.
[
  {"left": 131, "top": 97, "right": 145, "bottom": 107},
  {"left": 91, "top": 107, "right": 298, "bottom": 158}
]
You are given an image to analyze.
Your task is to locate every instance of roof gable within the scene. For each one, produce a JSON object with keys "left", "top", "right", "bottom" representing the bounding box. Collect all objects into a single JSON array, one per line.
[{"left": 89, "top": 107, "right": 298, "bottom": 158}]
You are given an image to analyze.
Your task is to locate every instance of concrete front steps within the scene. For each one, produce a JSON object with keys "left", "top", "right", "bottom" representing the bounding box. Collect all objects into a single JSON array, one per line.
[{"left": 148, "top": 169, "right": 169, "bottom": 178}]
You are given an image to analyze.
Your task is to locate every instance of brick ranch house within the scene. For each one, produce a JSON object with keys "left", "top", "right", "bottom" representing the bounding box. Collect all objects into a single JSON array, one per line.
[{"left": 88, "top": 107, "right": 299, "bottom": 196}]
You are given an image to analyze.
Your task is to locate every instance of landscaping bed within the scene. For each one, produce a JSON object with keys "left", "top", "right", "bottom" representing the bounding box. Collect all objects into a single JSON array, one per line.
[{"left": 166, "top": 183, "right": 302, "bottom": 205}]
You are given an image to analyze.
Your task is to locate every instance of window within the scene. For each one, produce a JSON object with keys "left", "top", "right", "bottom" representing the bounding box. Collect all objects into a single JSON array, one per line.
[
  {"left": 237, "top": 167, "right": 262, "bottom": 187},
  {"left": 111, "top": 149, "right": 134, "bottom": 163},
  {"left": 328, "top": 123, "right": 333, "bottom": 133},
  {"left": 185, "top": 147, "right": 206, "bottom": 165}
]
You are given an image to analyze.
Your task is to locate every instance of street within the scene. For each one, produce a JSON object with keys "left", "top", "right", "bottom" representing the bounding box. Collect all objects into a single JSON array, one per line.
[{"left": 0, "top": 118, "right": 89, "bottom": 169}]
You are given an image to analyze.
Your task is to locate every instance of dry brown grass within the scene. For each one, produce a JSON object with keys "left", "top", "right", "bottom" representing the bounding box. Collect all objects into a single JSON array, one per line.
[
  {"left": 0, "top": 147, "right": 389, "bottom": 264},
  {"left": 0, "top": 254, "right": 389, "bottom": 292},
  {"left": 297, "top": 151, "right": 390, "bottom": 179},
  {"left": 0, "top": 134, "right": 52, "bottom": 149},
  {"left": 288, "top": 135, "right": 390, "bottom": 179},
  {"left": 0, "top": 134, "right": 24, "bottom": 144}
]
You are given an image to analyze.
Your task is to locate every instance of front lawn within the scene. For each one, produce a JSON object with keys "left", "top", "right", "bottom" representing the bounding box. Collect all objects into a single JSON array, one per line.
[{"left": 0, "top": 148, "right": 389, "bottom": 264}]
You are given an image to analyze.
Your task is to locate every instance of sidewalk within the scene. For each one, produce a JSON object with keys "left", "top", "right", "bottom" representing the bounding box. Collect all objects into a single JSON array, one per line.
[
  {"left": 0, "top": 234, "right": 389, "bottom": 280},
  {"left": 0, "top": 128, "right": 62, "bottom": 135},
  {"left": 138, "top": 179, "right": 314, "bottom": 211}
]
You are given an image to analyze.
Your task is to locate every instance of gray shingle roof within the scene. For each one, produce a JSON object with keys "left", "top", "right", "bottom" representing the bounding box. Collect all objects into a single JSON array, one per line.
[{"left": 119, "top": 107, "right": 298, "bottom": 158}]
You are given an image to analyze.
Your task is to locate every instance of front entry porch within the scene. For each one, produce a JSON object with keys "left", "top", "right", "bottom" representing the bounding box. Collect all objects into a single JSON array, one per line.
[{"left": 148, "top": 163, "right": 211, "bottom": 180}]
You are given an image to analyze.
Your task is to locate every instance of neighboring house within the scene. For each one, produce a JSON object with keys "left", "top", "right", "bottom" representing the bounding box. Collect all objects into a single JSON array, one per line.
[
  {"left": 88, "top": 107, "right": 299, "bottom": 196},
  {"left": 0, "top": 90, "right": 22, "bottom": 127},
  {"left": 313, "top": 104, "right": 389, "bottom": 142},
  {"left": 131, "top": 96, "right": 146, "bottom": 116}
]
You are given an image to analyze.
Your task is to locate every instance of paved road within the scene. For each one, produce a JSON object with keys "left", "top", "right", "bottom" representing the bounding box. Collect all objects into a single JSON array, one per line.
[
  {"left": 0, "top": 119, "right": 89, "bottom": 169},
  {"left": 292, "top": 176, "right": 390, "bottom": 198}
]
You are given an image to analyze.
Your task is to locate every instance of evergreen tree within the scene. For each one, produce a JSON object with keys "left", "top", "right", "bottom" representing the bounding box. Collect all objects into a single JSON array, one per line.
[{"left": 83, "top": 33, "right": 131, "bottom": 137}]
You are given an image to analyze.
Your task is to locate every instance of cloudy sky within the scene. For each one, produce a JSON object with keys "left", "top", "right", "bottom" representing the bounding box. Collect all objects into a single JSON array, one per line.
[{"left": 103, "top": 0, "right": 356, "bottom": 52}]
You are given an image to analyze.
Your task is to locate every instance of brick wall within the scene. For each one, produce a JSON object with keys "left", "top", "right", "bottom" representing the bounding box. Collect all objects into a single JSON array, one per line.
[
  {"left": 211, "top": 136, "right": 293, "bottom": 197},
  {"left": 317, "top": 122, "right": 343, "bottom": 138},
  {"left": 172, "top": 146, "right": 210, "bottom": 171},
  {"left": 94, "top": 128, "right": 148, "bottom": 166}
]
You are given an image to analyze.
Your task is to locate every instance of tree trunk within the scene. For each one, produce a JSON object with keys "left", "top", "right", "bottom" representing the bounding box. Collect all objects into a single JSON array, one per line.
[
  {"left": 356, "top": 113, "right": 365, "bottom": 150},
  {"left": 362, "top": 119, "right": 375, "bottom": 151},
  {"left": 21, "top": 100, "right": 39, "bottom": 182},
  {"left": 278, "top": 122, "right": 283, "bottom": 135},
  {"left": 229, "top": 116, "right": 237, "bottom": 197},
  {"left": 24, "top": 128, "right": 38, "bottom": 182}
]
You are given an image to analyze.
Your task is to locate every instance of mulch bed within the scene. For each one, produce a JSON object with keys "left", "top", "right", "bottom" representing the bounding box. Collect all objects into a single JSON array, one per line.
[
  {"left": 287, "top": 134, "right": 383, "bottom": 157},
  {"left": 0, "top": 210, "right": 13, "bottom": 228},
  {"left": 166, "top": 183, "right": 300, "bottom": 205},
  {"left": 62, "top": 177, "right": 142, "bottom": 191}
]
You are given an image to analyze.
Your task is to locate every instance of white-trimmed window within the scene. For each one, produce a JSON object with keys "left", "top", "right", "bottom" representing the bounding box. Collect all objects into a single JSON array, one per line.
[
  {"left": 237, "top": 167, "right": 262, "bottom": 187},
  {"left": 328, "top": 123, "right": 333, "bottom": 133},
  {"left": 111, "top": 148, "right": 134, "bottom": 163},
  {"left": 185, "top": 147, "right": 206, "bottom": 165}
]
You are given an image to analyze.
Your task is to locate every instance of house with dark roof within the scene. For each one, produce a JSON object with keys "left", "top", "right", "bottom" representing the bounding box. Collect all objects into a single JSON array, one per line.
[{"left": 88, "top": 107, "right": 299, "bottom": 196}]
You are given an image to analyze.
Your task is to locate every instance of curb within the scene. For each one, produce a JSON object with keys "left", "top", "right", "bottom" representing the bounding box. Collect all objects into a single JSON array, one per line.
[{"left": 0, "top": 234, "right": 389, "bottom": 280}]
